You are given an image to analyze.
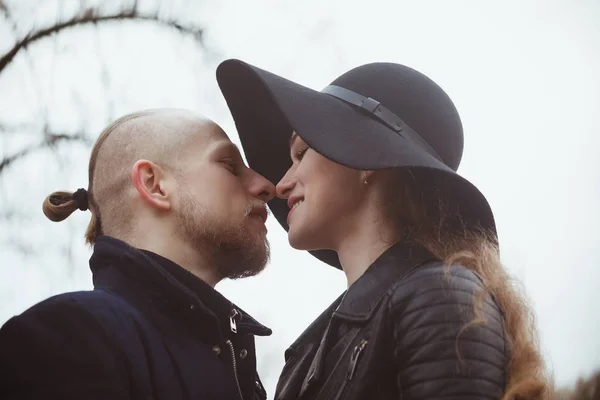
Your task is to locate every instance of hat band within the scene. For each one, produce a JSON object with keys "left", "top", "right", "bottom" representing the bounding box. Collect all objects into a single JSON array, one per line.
[{"left": 321, "top": 85, "right": 443, "bottom": 163}]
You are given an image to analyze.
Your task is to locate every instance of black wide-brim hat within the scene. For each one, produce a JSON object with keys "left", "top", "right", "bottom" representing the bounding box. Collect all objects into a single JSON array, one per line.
[{"left": 216, "top": 59, "right": 495, "bottom": 269}]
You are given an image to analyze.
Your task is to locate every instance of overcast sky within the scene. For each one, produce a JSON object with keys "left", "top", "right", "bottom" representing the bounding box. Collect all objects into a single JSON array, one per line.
[{"left": 1, "top": 0, "right": 599, "bottom": 396}]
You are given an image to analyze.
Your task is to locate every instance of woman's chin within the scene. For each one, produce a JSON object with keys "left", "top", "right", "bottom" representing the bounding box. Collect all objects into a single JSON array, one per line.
[
  {"left": 288, "top": 230, "right": 328, "bottom": 252},
  {"left": 288, "top": 229, "right": 314, "bottom": 251},
  {"left": 288, "top": 235, "right": 308, "bottom": 250}
]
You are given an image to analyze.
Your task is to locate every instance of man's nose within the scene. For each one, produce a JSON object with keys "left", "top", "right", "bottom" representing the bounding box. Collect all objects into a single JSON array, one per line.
[{"left": 249, "top": 170, "right": 276, "bottom": 203}]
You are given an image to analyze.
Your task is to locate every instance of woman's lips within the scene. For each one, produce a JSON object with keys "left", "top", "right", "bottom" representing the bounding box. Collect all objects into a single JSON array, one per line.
[{"left": 287, "top": 200, "right": 303, "bottom": 225}]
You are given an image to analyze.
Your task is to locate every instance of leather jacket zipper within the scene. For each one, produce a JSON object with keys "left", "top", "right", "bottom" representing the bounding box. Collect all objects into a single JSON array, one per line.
[
  {"left": 347, "top": 339, "right": 368, "bottom": 380},
  {"left": 227, "top": 308, "right": 244, "bottom": 400},
  {"left": 330, "top": 339, "right": 368, "bottom": 400}
]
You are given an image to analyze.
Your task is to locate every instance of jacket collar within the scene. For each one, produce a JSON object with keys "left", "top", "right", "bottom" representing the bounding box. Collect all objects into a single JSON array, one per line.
[
  {"left": 332, "top": 241, "right": 436, "bottom": 322},
  {"left": 287, "top": 241, "right": 436, "bottom": 354},
  {"left": 89, "top": 236, "right": 272, "bottom": 340}
]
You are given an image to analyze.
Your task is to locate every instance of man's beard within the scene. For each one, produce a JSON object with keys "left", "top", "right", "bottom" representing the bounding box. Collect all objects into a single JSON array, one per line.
[{"left": 176, "top": 194, "right": 270, "bottom": 280}]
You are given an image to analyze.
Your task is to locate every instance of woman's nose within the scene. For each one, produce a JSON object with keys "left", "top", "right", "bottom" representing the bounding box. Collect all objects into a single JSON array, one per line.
[{"left": 276, "top": 170, "right": 295, "bottom": 199}]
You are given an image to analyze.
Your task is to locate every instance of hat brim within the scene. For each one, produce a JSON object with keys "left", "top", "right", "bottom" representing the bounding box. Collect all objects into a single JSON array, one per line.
[{"left": 217, "top": 59, "right": 495, "bottom": 269}]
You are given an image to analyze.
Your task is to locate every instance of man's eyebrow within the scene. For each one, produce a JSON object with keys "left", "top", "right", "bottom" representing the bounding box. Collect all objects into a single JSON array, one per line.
[{"left": 212, "top": 141, "right": 242, "bottom": 157}]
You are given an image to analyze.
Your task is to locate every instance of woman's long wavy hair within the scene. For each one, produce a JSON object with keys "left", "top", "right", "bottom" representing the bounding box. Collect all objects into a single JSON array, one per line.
[{"left": 384, "top": 168, "right": 551, "bottom": 400}]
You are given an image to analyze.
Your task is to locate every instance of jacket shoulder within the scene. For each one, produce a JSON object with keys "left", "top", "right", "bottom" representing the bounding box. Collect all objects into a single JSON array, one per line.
[
  {"left": 389, "top": 261, "right": 504, "bottom": 338},
  {"left": 20, "top": 289, "right": 130, "bottom": 318},
  {"left": 0, "top": 291, "right": 132, "bottom": 398},
  {"left": 39, "top": 289, "right": 131, "bottom": 309},
  {"left": 2, "top": 290, "right": 129, "bottom": 336},
  {"left": 387, "top": 261, "right": 508, "bottom": 398},
  {"left": 2, "top": 289, "right": 141, "bottom": 346},
  {"left": 390, "top": 261, "right": 490, "bottom": 306}
]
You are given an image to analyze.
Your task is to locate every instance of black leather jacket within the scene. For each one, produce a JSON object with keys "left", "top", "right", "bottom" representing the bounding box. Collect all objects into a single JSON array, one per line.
[{"left": 275, "top": 242, "right": 507, "bottom": 400}]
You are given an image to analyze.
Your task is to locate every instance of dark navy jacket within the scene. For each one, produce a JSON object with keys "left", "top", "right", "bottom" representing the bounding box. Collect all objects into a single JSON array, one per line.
[{"left": 0, "top": 236, "right": 271, "bottom": 400}]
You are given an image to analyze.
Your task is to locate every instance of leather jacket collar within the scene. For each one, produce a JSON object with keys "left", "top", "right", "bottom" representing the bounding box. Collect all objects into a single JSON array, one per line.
[
  {"left": 334, "top": 241, "right": 436, "bottom": 321},
  {"left": 287, "top": 241, "right": 436, "bottom": 352}
]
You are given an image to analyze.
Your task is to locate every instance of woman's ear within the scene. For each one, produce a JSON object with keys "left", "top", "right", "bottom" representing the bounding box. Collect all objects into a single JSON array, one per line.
[{"left": 363, "top": 170, "right": 376, "bottom": 185}]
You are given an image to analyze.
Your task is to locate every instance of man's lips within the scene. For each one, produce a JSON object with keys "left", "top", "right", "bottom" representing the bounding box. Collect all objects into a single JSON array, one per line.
[{"left": 249, "top": 207, "right": 268, "bottom": 224}]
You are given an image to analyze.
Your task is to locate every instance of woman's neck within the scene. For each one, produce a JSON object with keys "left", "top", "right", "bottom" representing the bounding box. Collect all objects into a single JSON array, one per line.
[{"left": 336, "top": 213, "right": 399, "bottom": 287}]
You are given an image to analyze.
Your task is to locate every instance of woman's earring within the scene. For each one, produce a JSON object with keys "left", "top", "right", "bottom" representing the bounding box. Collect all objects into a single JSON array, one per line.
[{"left": 364, "top": 178, "right": 369, "bottom": 185}]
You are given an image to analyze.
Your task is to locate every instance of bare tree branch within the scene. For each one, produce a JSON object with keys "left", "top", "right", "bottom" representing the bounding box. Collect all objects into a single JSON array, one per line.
[
  {"left": 0, "top": 131, "right": 92, "bottom": 173},
  {"left": 0, "top": 0, "right": 17, "bottom": 38},
  {"left": 0, "top": 0, "right": 212, "bottom": 265},
  {"left": 0, "top": 4, "right": 205, "bottom": 74}
]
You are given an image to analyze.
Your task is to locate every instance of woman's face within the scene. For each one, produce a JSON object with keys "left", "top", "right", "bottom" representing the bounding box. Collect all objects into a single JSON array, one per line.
[{"left": 276, "top": 133, "right": 366, "bottom": 251}]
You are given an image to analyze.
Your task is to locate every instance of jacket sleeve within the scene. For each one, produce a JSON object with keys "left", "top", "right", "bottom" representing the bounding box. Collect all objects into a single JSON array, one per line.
[
  {"left": 390, "top": 264, "right": 507, "bottom": 400},
  {"left": 0, "top": 296, "right": 130, "bottom": 400}
]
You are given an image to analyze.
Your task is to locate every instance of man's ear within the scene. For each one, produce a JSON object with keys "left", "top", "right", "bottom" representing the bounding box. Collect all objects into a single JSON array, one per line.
[{"left": 131, "top": 160, "right": 171, "bottom": 211}]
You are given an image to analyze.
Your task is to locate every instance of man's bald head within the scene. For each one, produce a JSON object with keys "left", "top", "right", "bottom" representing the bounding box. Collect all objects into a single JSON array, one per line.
[{"left": 88, "top": 108, "right": 222, "bottom": 242}]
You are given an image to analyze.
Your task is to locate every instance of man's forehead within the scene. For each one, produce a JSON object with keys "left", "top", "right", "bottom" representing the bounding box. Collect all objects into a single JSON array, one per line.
[
  {"left": 195, "top": 123, "right": 240, "bottom": 154},
  {"left": 183, "top": 121, "right": 231, "bottom": 149}
]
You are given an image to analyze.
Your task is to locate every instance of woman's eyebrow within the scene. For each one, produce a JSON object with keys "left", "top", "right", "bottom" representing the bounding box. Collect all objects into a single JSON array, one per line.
[{"left": 289, "top": 132, "right": 298, "bottom": 148}]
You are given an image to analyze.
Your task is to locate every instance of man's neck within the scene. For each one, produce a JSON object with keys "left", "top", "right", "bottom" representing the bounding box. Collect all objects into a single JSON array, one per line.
[{"left": 120, "top": 233, "right": 221, "bottom": 287}]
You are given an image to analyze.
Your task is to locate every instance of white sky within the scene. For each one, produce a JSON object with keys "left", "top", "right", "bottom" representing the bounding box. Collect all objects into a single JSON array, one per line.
[{"left": 1, "top": 0, "right": 599, "bottom": 396}]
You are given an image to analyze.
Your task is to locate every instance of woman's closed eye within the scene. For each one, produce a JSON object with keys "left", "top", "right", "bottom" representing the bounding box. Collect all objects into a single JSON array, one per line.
[{"left": 293, "top": 145, "right": 309, "bottom": 161}]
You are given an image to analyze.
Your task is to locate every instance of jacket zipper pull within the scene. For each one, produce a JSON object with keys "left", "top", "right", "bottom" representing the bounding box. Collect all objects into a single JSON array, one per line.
[
  {"left": 347, "top": 339, "right": 368, "bottom": 381},
  {"left": 230, "top": 308, "right": 239, "bottom": 334}
]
